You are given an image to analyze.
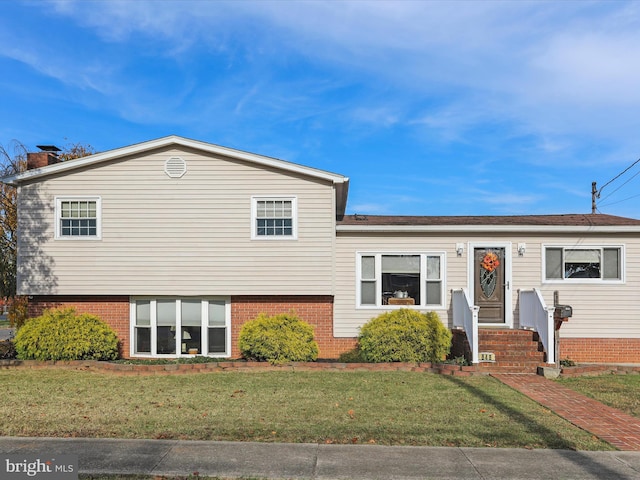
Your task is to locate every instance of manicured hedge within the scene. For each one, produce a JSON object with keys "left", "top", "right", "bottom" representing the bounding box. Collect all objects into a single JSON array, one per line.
[
  {"left": 14, "top": 308, "right": 119, "bottom": 361},
  {"left": 238, "top": 312, "right": 319, "bottom": 364},
  {"left": 358, "top": 308, "right": 451, "bottom": 363}
]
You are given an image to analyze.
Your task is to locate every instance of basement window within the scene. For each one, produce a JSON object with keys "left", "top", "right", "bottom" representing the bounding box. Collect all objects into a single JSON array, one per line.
[{"left": 131, "top": 298, "right": 230, "bottom": 357}]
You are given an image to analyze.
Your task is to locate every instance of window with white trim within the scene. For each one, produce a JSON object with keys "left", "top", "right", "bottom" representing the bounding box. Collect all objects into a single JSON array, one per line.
[
  {"left": 357, "top": 253, "right": 445, "bottom": 308},
  {"left": 55, "top": 197, "right": 101, "bottom": 239},
  {"left": 252, "top": 197, "right": 297, "bottom": 239},
  {"left": 544, "top": 246, "right": 623, "bottom": 281},
  {"left": 132, "top": 298, "right": 230, "bottom": 357}
]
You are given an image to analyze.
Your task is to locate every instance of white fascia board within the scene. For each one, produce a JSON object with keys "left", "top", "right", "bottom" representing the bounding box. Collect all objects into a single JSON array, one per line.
[
  {"left": 336, "top": 224, "right": 640, "bottom": 234},
  {"left": 2, "top": 135, "right": 348, "bottom": 186}
]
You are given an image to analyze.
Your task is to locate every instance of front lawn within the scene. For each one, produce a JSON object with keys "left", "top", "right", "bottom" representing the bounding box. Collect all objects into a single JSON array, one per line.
[
  {"left": 0, "top": 369, "right": 611, "bottom": 450},
  {"left": 80, "top": 476, "right": 214, "bottom": 480},
  {"left": 556, "top": 374, "right": 640, "bottom": 417}
]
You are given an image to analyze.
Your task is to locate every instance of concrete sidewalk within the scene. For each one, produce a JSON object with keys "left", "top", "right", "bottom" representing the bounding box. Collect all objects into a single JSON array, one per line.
[{"left": 2, "top": 437, "right": 640, "bottom": 480}]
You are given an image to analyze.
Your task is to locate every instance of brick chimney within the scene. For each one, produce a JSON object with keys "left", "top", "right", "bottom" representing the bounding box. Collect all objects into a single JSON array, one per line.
[{"left": 27, "top": 145, "right": 62, "bottom": 170}]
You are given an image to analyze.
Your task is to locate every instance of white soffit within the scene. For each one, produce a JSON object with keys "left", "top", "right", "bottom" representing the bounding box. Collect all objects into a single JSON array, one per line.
[{"left": 2, "top": 135, "right": 348, "bottom": 186}]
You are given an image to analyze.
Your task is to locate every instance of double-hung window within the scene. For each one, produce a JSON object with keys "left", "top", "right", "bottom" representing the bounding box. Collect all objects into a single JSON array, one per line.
[
  {"left": 131, "top": 298, "right": 231, "bottom": 357},
  {"left": 544, "top": 246, "right": 623, "bottom": 282},
  {"left": 252, "top": 197, "right": 297, "bottom": 239},
  {"left": 55, "top": 197, "right": 101, "bottom": 239},
  {"left": 357, "top": 253, "right": 445, "bottom": 308}
]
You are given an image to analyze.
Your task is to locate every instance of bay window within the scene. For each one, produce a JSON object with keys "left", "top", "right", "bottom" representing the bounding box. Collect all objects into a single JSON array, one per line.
[
  {"left": 131, "top": 298, "right": 230, "bottom": 357},
  {"left": 357, "top": 253, "right": 445, "bottom": 308}
]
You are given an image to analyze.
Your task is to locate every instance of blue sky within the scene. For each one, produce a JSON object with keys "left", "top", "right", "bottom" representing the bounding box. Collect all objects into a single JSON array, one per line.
[{"left": 2, "top": 1, "right": 640, "bottom": 217}]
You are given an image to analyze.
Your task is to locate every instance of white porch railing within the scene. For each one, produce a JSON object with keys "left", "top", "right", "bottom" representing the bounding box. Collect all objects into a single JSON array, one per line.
[
  {"left": 452, "top": 288, "right": 480, "bottom": 364},
  {"left": 519, "top": 288, "right": 556, "bottom": 365}
]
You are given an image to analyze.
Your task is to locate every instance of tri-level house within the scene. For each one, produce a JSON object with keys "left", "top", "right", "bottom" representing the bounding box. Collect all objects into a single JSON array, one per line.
[{"left": 3, "top": 136, "right": 640, "bottom": 367}]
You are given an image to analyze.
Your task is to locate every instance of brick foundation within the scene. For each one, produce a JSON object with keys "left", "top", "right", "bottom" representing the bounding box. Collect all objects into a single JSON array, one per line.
[
  {"left": 25, "top": 297, "right": 640, "bottom": 364},
  {"left": 28, "top": 296, "right": 130, "bottom": 357},
  {"left": 560, "top": 338, "right": 640, "bottom": 364},
  {"left": 231, "top": 295, "right": 356, "bottom": 359},
  {"left": 27, "top": 295, "right": 358, "bottom": 360},
  {"left": 453, "top": 330, "right": 640, "bottom": 366}
]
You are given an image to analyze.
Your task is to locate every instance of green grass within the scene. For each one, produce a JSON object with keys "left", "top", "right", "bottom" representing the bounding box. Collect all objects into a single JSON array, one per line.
[
  {"left": 80, "top": 476, "right": 221, "bottom": 480},
  {"left": 556, "top": 374, "right": 640, "bottom": 417},
  {"left": 80, "top": 476, "right": 222, "bottom": 480},
  {"left": 0, "top": 370, "right": 612, "bottom": 450},
  {"left": 0, "top": 319, "right": 10, "bottom": 327}
]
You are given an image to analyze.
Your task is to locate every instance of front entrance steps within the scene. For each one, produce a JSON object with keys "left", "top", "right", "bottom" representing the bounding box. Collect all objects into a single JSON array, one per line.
[{"left": 451, "top": 328, "right": 548, "bottom": 373}]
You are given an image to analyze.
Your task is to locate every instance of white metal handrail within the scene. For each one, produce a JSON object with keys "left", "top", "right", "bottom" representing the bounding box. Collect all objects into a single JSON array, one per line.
[
  {"left": 452, "top": 288, "right": 479, "bottom": 364},
  {"left": 519, "top": 288, "right": 555, "bottom": 365}
]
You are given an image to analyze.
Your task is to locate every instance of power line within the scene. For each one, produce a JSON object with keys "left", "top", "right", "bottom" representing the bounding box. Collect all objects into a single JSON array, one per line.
[
  {"left": 599, "top": 168, "right": 640, "bottom": 202},
  {"left": 600, "top": 157, "right": 640, "bottom": 190},
  {"left": 592, "top": 157, "right": 640, "bottom": 213},
  {"left": 600, "top": 191, "right": 640, "bottom": 208}
]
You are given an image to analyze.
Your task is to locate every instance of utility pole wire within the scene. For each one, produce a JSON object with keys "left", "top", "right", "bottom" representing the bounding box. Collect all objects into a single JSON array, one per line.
[
  {"left": 600, "top": 191, "right": 640, "bottom": 208},
  {"left": 591, "top": 157, "right": 640, "bottom": 214},
  {"left": 599, "top": 157, "right": 640, "bottom": 192},
  {"left": 600, "top": 169, "right": 640, "bottom": 202}
]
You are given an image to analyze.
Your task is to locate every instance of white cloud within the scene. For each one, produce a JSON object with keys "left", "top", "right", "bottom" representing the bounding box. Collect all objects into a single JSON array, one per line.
[
  {"left": 530, "top": 33, "right": 640, "bottom": 105},
  {"left": 8, "top": 0, "right": 640, "bottom": 205}
]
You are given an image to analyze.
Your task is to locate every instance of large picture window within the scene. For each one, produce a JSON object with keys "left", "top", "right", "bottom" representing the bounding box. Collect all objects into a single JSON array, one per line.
[
  {"left": 131, "top": 298, "right": 230, "bottom": 357},
  {"left": 357, "top": 253, "right": 445, "bottom": 308},
  {"left": 251, "top": 196, "right": 297, "bottom": 239},
  {"left": 544, "top": 246, "right": 623, "bottom": 282},
  {"left": 55, "top": 197, "right": 101, "bottom": 239}
]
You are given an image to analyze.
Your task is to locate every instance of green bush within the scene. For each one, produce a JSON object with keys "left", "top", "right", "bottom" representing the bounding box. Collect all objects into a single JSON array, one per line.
[
  {"left": 358, "top": 309, "right": 452, "bottom": 363},
  {"left": 14, "top": 308, "right": 119, "bottom": 361},
  {"left": 238, "top": 312, "right": 319, "bottom": 364}
]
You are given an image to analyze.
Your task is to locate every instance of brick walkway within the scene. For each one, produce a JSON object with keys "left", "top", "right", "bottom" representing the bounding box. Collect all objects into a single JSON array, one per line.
[{"left": 493, "top": 373, "right": 640, "bottom": 451}]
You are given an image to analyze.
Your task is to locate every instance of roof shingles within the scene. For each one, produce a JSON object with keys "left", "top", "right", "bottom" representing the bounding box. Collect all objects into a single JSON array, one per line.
[{"left": 338, "top": 213, "right": 640, "bottom": 227}]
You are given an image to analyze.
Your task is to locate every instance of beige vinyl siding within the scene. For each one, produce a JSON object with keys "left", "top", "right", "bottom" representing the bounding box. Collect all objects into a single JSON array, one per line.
[
  {"left": 334, "top": 233, "right": 463, "bottom": 337},
  {"left": 18, "top": 148, "right": 336, "bottom": 296},
  {"left": 335, "top": 232, "right": 640, "bottom": 339},
  {"left": 536, "top": 234, "right": 640, "bottom": 340}
]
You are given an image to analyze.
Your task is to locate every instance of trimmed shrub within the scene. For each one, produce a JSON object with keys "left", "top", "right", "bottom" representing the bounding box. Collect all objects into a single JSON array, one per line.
[
  {"left": 14, "top": 308, "right": 119, "bottom": 361},
  {"left": 238, "top": 312, "right": 319, "bottom": 364},
  {"left": 358, "top": 308, "right": 452, "bottom": 363}
]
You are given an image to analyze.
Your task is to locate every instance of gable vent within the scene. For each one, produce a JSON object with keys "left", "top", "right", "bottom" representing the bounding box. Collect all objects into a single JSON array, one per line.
[{"left": 164, "top": 156, "right": 187, "bottom": 178}]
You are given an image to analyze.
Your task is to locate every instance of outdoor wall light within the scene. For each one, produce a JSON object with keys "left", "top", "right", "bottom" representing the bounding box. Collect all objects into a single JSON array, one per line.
[
  {"left": 518, "top": 243, "right": 526, "bottom": 256},
  {"left": 456, "top": 243, "right": 465, "bottom": 257}
]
